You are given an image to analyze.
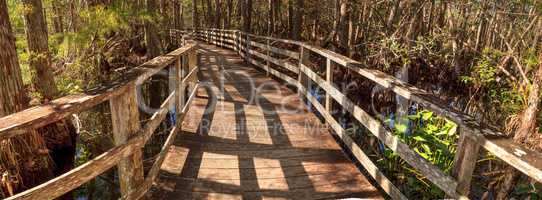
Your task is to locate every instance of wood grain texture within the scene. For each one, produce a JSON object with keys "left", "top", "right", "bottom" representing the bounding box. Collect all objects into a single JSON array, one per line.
[
  {"left": 147, "top": 43, "right": 382, "bottom": 200},
  {"left": 190, "top": 28, "right": 542, "bottom": 188},
  {"left": 0, "top": 43, "right": 198, "bottom": 139},
  {"left": 110, "top": 84, "right": 144, "bottom": 196}
]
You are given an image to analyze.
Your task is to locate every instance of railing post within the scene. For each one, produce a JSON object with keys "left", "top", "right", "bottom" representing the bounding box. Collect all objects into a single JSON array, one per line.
[
  {"left": 189, "top": 48, "right": 198, "bottom": 84},
  {"left": 246, "top": 34, "right": 251, "bottom": 62},
  {"left": 325, "top": 58, "right": 334, "bottom": 113},
  {"left": 109, "top": 84, "right": 144, "bottom": 196},
  {"left": 265, "top": 38, "right": 271, "bottom": 76},
  {"left": 451, "top": 130, "right": 480, "bottom": 196},
  {"left": 237, "top": 31, "right": 242, "bottom": 56},
  {"left": 298, "top": 45, "right": 310, "bottom": 101},
  {"left": 176, "top": 56, "right": 185, "bottom": 112}
]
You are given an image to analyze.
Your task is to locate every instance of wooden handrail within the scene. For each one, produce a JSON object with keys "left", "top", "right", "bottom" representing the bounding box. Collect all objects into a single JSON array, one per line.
[
  {"left": 189, "top": 28, "right": 542, "bottom": 199},
  {"left": 1, "top": 36, "right": 200, "bottom": 199}
]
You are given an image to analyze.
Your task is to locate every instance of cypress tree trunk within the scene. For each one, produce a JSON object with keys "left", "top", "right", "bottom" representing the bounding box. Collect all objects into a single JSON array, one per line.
[
  {"left": 496, "top": 52, "right": 542, "bottom": 200},
  {"left": 0, "top": 0, "right": 53, "bottom": 196},
  {"left": 243, "top": 0, "right": 252, "bottom": 33},
  {"left": 206, "top": 0, "right": 212, "bottom": 28},
  {"left": 337, "top": 0, "right": 349, "bottom": 51},
  {"left": 225, "top": 0, "right": 232, "bottom": 29},
  {"left": 51, "top": 0, "right": 64, "bottom": 33},
  {"left": 146, "top": 0, "right": 164, "bottom": 109},
  {"left": 22, "top": 0, "right": 58, "bottom": 100},
  {"left": 193, "top": 0, "right": 199, "bottom": 29},
  {"left": 21, "top": 2, "right": 77, "bottom": 200},
  {"left": 174, "top": 0, "right": 180, "bottom": 30},
  {"left": 291, "top": 0, "right": 303, "bottom": 40},
  {"left": 268, "top": 0, "right": 275, "bottom": 36},
  {"left": 215, "top": 0, "right": 221, "bottom": 28}
]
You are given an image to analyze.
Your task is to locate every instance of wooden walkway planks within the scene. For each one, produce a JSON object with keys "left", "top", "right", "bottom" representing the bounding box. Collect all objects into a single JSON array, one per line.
[{"left": 147, "top": 44, "right": 383, "bottom": 200}]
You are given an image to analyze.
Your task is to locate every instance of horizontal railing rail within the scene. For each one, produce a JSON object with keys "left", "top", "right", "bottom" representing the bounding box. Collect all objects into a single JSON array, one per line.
[
  {"left": 0, "top": 34, "right": 200, "bottom": 199},
  {"left": 185, "top": 28, "right": 542, "bottom": 200}
]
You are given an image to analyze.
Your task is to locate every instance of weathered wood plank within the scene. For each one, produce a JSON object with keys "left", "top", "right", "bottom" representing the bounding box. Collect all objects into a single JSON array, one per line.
[
  {"left": 121, "top": 83, "right": 200, "bottom": 200},
  {"left": 342, "top": 63, "right": 542, "bottom": 183},
  {"left": 248, "top": 49, "right": 299, "bottom": 74},
  {"left": 298, "top": 82, "right": 408, "bottom": 200},
  {"left": 0, "top": 43, "right": 197, "bottom": 140},
  {"left": 299, "top": 64, "right": 461, "bottom": 198},
  {"left": 249, "top": 40, "right": 300, "bottom": 59},
  {"left": 5, "top": 135, "right": 144, "bottom": 200},
  {"left": 325, "top": 58, "right": 334, "bottom": 113},
  {"left": 452, "top": 130, "right": 481, "bottom": 196},
  {"left": 109, "top": 84, "right": 144, "bottom": 196}
]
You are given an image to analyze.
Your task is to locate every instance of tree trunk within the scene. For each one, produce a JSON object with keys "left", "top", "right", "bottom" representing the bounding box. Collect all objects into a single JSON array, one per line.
[
  {"left": 291, "top": 0, "right": 303, "bottom": 40},
  {"left": 0, "top": 0, "right": 53, "bottom": 196},
  {"left": 496, "top": 52, "right": 542, "bottom": 200},
  {"left": 268, "top": 0, "right": 275, "bottom": 36},
  {"left": 215, "top": 0, "right": 221, "bottom": 28},
  {"left": 225, "top": 0, "right": 232, "bottom": 28},
  {"left": 51, "top": 0, "right": 64, "bottom": 33},
  {"left": 206, "top": 0, "right": 212, "bottom": 28},
  {"left": 337, "top": 0, "right": 349, "bottom": 51},
  {"left": 174, "top": 0, "right": 181, "bottom": 30},
  {"left": 243, "top": 0, "right": 252, "bottom": 33},
  {"left": 146, "top": 0, "right": 164, "bottom": 109},
  {"left": 22, "top": 0, "right": 58, "bottom": 101},
  {"left": 21, "top": 2, "right": 77, "bottom": 200},
  {"left": 287, "top": 0, "right": 293, "bottom": 36},
  {"left": 193, "top": 0, "right": 199, "bottom": 29}
]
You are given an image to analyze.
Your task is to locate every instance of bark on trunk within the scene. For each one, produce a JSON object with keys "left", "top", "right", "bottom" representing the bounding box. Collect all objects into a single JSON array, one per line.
[
  {"left": 146, "top": 0, "right": 164, "bottom": 109},
  {"left": 338, "top": 0, "right": 349, "bottom": 52},
  {"left": 243, "top": 0, "right": 252, "bottom": 33},
  {"left": 21, "top": 2, "right": 77, "bottom": 200},
  {"left": 225, "top": 0, "right": 232, "bottom": 28},
  {"left": 206, "top": 0, "right": 212, "bottom": 28},
  {"left": 496, "top": 52, "right": 542, "bottom": 200},
  {"left": 0, "top": 0, "right": 53, "bottom": 196},
  {"left": 215, "top": 0, "right": 221, "bottom": 28},
  {"left": 193, "top": 0, "right": 199, "bottom": 29},
  {"left": 291, "top": 0, "right": 303, "bottom": 40},
  {"left": 268, "top": 0, "right": 275, "bottom": 36},
  {"left": 51, "top": 0, "right": 64, "bottom": 33},
  {"left": 22, "top": 0, "right": 58, "bottom": 101}
]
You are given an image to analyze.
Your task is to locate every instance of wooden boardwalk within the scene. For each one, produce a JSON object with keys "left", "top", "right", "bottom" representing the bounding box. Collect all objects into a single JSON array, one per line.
[{"left": 147, "top": 44, "right": 382, "bottom": 199}]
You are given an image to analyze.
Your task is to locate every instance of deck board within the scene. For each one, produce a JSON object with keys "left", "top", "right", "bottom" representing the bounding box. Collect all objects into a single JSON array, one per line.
[{"left": 147, "top": 44, "right": 383, "bottom": 199}]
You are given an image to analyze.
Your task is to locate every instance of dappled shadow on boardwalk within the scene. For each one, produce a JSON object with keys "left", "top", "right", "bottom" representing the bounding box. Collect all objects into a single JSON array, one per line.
[{"left": 147, "top": 44, "right": 382, "bottom": 199}]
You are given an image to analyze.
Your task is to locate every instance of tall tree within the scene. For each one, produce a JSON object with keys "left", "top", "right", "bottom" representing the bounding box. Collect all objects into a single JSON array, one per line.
[
  {"left": 174, "top": 0, "right": 183, "bottom": 30},
  {"left": 21, "top": 1, "right": 77, "bottom": 196},
  {"left": 215, "top": 0, "right": 221, "bottom": 28},
  {"left": 243, "top": 0, "right": 252, "bottom": 33},
  {"left": 497, "top": 51, "right": 542, "bottom": 199},
  {"left": 51, "top": 0, "right": 64, "bottom": 33},
  {"left": 22, "top": 0, "right": 58, "bottom": 100},
  {"left": 225, "top": 0, "right": 232, "bottom": 28},
  {"left": 146, "top": 0, "right": 164, "bottom": 109},
  {"left": 193, "top": 0, "right": 200, "bottom": 29},
  {"left": 206, "top": 0, "right": 212, "bottom": 27},
  {"left": 291, "top": 0, "right": 303, "bottom": 40},
  {"left": 0, "top": 0, "right": 53, "bottom": 196},
  {"left": 268, "top": 0, "right": 275, "bottom": 36},
  {"left": 337, "top": 0, "right": 350, "bottom": 51}
]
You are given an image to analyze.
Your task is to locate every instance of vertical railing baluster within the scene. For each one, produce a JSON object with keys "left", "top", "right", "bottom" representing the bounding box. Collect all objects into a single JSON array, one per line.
[
  {"left": 109, "top": 84, "right": 144, "bottom": 196},
  {"left": 299, "top": 46, "right": 310, "bottom": 102},
  {"left": 451, "top": 130, "right": 480, "bottom": 197},
  {"left": 325, "top": 58, "right": 334, "bottom": 113},
  {"left": 265, "top": 38, "right": 271, "bottom": 76}
]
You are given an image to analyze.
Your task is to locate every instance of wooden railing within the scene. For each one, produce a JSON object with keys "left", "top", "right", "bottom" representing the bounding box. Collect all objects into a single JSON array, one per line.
[
  {"left": 0, "top": 39, "right": 199, "bottom": 199},
  {"left": 183, "top": 28, "right": 542, "bottom": 200}
]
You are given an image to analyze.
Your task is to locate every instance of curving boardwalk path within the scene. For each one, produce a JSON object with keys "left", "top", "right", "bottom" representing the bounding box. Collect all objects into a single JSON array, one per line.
[{"left": 148, "top": 44, "right": 382, "bottom": 199}]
